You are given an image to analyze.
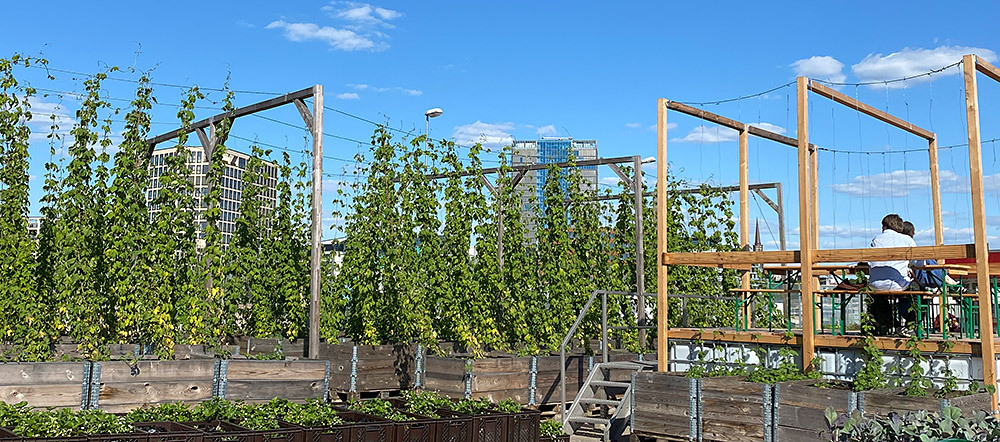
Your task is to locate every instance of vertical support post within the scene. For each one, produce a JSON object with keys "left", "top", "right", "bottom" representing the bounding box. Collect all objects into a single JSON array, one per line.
[
  {"left": 776, "top": 183, "right": 786, "bottom": 251},
  {"left": 739, "top": 125, "right": 751, "bottom": 325},
  {"left": 929, "top": 136, "right": 944, "bottom": 246},
  {"left": 633, "top": 155, "right": 647, "bottom": 346},
  {"left": 656, "top": 99, "right": 669, "bottom": 372},
  {"left": 308, "top": 85, "right": 324, "bottom": 359},
  {"left": 963, "top": 54, "right": 998, "bottom": 410},
  {"left": 797, "top": 78, "right": 816, "bottom": 369},
  {"left": 810, "top": 131, "right": 819, "bottom": 249}
]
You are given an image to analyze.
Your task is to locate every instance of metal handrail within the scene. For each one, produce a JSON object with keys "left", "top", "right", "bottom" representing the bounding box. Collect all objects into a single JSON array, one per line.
[
  {"left": 558, "top": 290, "right": 738, "bottom": 420},
  {"left": 560, "top": 290, "right": 659, "bottom": 419}
]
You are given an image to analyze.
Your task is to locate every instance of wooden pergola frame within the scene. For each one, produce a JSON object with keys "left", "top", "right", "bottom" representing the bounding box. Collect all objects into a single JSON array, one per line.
[{"left": 655, "top": 54, "right": 1000, "bottom": 409}]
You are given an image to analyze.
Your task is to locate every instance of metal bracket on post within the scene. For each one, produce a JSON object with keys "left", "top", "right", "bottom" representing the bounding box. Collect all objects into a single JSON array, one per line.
[
  {"left": 587, "top": 355, "right": 594, "bottom": 374},
  {"left": 630, "top": 371, "right": 637, "bottom": 432},
  {"left": 763, "top": 384, "right": 772, "bottom": 442},
  {"left": 213, "top": 359, "right": 229, "bottom": 398},
  {"left": 80, "top": 361, "right": 92, "bottom": 410},
  {"left": 323, "top": 361, "right": 331, "bottom": 402},
  {"left": 848, "top": 391, "right": 858, "bottom": 414},
  {"left": 857, "top": 392, "right": 865, "bottom": 417},
  {"left": 349, "top": 345, "right": 359, "bottom": 393},
  {"left": 88, "top": 362, "right": 102, "bottom": 410},
  {"left": 688, "top": 377, "right": 699, "bottom": 441},
  {"left": 464, "top": 359, "right": 473, "bottom": 399},
  {"left": 414, "top": 343, "right": 424, "bottom": 389},
  {"left": 528, "top": 356, "right": 538, "bottom": 406}
]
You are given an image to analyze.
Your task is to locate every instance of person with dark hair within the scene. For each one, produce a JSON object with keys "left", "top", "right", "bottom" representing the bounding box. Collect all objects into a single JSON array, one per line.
[
  {"left": 869, "top": 214, "right": 916, "bottom": 291},
  {"left": 867, "top": 214, "right": 916, "bottom": 335}
]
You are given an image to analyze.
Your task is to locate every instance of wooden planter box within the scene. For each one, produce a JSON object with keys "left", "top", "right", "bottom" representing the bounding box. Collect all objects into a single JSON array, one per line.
[
  {"left": 862, "top": 387, "right": 993, "bottom": 418},
  {"left": 775, "top": 379, "right": 856, "bottom": 442},
  {"left": 95, "top": 360, "right": 216, "bottom": 412},
  {"left": 422, "top": 355, "right": 588, "bottom": 405},
  {"left": 632, "top": 372, "right": 698, "bottom": 441},
  {"left": 222, "top": 360, "right": 329, "bottom": 403},
  {"left": 321, "top": 343, "right": 416, "bottom": 398},
  {"left": 699, "top": 376, "right": 769, "bottom": 442},
  {"left": 0, "top": 362, "right": 90, "bottom": 409}
]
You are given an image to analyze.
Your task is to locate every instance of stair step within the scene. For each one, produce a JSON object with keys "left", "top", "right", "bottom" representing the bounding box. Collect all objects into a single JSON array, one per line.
[
  {"left": 590, "top": 380, "right": 631, "bottom": 388},
  {"left": 598, "top": 361, "right": 650, "bottom": 370},
  {"left": 567, "top": 416, "right": 611, "bottom": 425},
  {"left": 579, "top": 397, "right": 622, "bottom": 406}
]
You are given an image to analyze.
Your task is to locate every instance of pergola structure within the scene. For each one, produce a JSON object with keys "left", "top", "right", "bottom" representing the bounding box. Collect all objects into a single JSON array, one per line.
[{"left": 654, "top": 54, "right": 1000, "bottom": 408}]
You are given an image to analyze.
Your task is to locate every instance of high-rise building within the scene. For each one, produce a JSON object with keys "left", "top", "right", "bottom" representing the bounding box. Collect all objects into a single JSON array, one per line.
[
  {"left": 148, "top": 146, "right": 278, "bottom": 246},
  {"left": 511, "top": 138, "right": 598, "bottom": 234},
  {"left": 27, "top": 216, "right": 42, "bottom": 239}
]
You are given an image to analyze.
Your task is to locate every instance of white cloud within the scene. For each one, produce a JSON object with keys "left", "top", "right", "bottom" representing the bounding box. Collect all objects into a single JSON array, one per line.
[
  {"left": 831, "top": 168, "right": 1000, "bottom": 198},
  {"left": 832, "top": 169, "right": 946, "bottom": 197},
  {"left": 266, "top": 20, "right": 381, "bottom": 51},
  {"left": 336, "top": 92, "right": 360, "bottom": 100},
  {"left": 333, "top": 3, "right": 401, "bottom": 28},
  {"left": 346, "top": 83, "right": 421, "bottom": 96},
  {"left": 452, "top": 121, "right": 514, "bottom": 147},
  {"left": 600, "top": 176, "right": 622, "bottom": 186},
  {"left": 817, "top": 224, "right": 880, "bottom": 239},
  {"left": 671, "top": 125, "right": 738, "bottom": 143},
  {"left": 790, "top": 56, "right": 846, "bottom": 83},
  {"left": 625, "top": 122, "right": 642, "bottom": 129},
  {"left": 748, "top": 122, "right": 786, "bottom": 134},
  {"left": 536, "top": 125, "right": 557, "bottom": 137},
  {"left": 852, "top": 46, "right": 998, "bottom": 88}
]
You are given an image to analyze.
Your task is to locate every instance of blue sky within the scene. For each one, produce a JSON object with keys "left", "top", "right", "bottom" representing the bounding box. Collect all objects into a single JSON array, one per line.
[{"left": 3, "top": 1, "right": 1000, "bottom": 247}]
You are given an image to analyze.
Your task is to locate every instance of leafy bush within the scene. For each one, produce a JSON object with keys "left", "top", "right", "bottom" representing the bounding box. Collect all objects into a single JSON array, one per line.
[
  {"left": 826, "top": 406, "right": 1000, "bottom": 441},
  {"left": 539, "top": 418, "right": 564, "bottom": 438},
  {"left": 348, "top": 398, "right": 414, "bottom": 422}
]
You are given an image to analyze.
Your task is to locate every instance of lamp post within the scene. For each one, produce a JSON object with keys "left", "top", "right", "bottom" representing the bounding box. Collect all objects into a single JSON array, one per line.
[{"left": 424, "top": 108, "right": 443, "bottom": 152}]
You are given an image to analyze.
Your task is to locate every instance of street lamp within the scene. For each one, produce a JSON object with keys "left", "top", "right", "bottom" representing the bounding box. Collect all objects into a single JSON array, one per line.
[{"left": 424, "top": 108, "right": 443, "bottom": 151}]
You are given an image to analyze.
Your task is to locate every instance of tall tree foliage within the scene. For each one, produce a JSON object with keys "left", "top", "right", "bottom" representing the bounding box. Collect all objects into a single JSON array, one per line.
[
  {"left": 0, "top": 55, "right": 48, "bottom": 360},
  {"left": 52, "top": 69, "right": 116, "bottom": 357}
]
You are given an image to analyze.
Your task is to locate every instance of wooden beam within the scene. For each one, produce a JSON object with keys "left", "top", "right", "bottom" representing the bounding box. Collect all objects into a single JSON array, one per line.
[
  {"left": 406, "top": 155, "right": 637, "bottom": 181},
  {"left": 308, "top": 85, "right": 323, "bottom": 359},
  {"left": 665, "top": 100, "right": 804, "bottom": 149},
  {"left": 929, "top": 137, "right": 944, "bottom": 246},
  {"left": 739, "top": 125, "right": 751, "bottom": 322},
  {"left": 663, "top": 250, "right": 799, "bottom": 266},
  {"left": 663, "top": 244, "right": 975, "bottom": 267},
  {"left": 656, "top": 98, "right": 669, "bottom": 372},
  {"left": 665, "top": 100, "right": 744, "bottom": 132},
  {"left": 964, "top": 54, "right": 998, "bottom": 410},
  {"left": 807, "top": 81, "right": 935, "bottom": 140},
  {"left": 146, "top": 86, "right": 316, "bottom": 152},
  {"left": 976, "top": 56, "right": 1000, "bottom": 84},
  {"left": 810, "top": 138, "right": 818, "bottom": 249},
  {"left": 812, "top": 244, "right": 975, "bottom": 262},
  {"left": 634, "top": 155, "right": 647, "bottom": 346},
  {"left": 797, "top": 76, "right": 816, "bottom": 371},
  {"left": 746, "top": 125, "right": 802, "bottom": 149}
]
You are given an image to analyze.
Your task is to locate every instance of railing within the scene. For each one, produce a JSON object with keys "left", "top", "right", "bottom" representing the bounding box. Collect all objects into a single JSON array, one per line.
[{"left": 559, "top": 290, "right": 734, "bottom": 416}]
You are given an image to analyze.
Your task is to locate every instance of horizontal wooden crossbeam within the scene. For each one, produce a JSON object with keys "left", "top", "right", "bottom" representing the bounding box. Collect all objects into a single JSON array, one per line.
[
  {"left": 977, "top": 56, "right": 1000, "bottom": 83},
  {"left": 665, "top": 101, "right": 802, "bottom": 148},
  {"left": 662, "top": 244, "right": 976, "bottom": 268},
  {"left": 667, "top": 328, "right": 978, "bottom": 354},
  {"left": 145, "top": 86, "right": 316, "bottom": 152},
  {"left": 807, "top": 81, "right": 935, "bottom": 140}
]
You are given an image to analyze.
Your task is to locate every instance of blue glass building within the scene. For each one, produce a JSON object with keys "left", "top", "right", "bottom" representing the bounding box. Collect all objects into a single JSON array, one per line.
[{"left": 512, "top": 138, "right": 598, "bottom": 235}]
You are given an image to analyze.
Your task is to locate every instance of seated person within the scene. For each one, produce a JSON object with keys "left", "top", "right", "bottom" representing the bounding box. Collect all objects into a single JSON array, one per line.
[
  {"left": 868, "top": 214, "right": 917, "bottom": 291},
  {"left": 867, "top": 214, "right": 916, "bottom": 334},
  {"left": 901, "top": 221, "right": 957, "bottom": 289}
]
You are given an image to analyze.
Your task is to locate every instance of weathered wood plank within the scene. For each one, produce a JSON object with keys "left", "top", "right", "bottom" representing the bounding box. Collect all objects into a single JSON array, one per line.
[
  {"left": 225, "top": 380, "right": 324, "bottom": 401},
  {"left": 0, "top": 362, "right": 86, "bottom": 384},
  {"left": 225, "top": 360, "right": 327, "bottom": 381},
  {"left": 98, "top": 360, "right": 216, "bottom": 383},
  {"left": 97, "top": 381, "right": 213, "bottom": 411}
]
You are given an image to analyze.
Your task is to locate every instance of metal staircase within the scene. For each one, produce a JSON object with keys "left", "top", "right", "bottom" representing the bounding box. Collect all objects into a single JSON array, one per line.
[
  {"left": 558, "top": 290, "right": 659, "bottom": 441},
  {"left": 563, "top": 360, "right": 656, "bottom": 441}
]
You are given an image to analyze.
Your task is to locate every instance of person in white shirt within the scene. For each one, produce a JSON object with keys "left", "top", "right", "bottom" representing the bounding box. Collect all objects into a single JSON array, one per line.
[
  {"left": 869, "top": 214, "right": 917, "bottom": 291},
  {"left": 867, "top": 214, "right": 917, "bottom": 335}
]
